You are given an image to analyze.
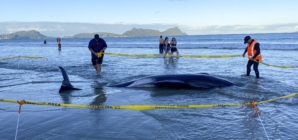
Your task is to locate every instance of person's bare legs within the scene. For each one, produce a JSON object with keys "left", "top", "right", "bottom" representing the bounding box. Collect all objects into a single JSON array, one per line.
[
  {"left": 168, "top": 51, "right": 172, "bottom": 57},
  {"left": 93, "top": 65, "right": 97, "bottom": 71},
  {"left": 93, "top": 64, "right": 101, "bottom": 74},
  {"left": 96, "top": 64, "right": 101, "bottom": 74},
  {"left": 93, "top": 59, "right": 101, "bottom": 74}
]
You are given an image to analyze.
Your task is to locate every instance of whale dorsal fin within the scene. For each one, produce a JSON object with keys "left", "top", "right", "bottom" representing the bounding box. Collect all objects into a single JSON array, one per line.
[{"left": 58, "top": 66, "right": 81, "bottom": 92}]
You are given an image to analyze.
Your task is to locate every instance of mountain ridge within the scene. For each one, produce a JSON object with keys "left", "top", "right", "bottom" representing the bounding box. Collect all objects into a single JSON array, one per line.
[{"left": 0, "top": 27, "right": 187, "bottom": 39}]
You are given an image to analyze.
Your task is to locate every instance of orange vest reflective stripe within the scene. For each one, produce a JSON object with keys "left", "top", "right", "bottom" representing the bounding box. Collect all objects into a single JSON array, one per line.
[
  {"left": 247, "top": 40, "right": 262, "bottom": 62},
  {"left": 58, "top": 40, "right": 61, "bottom": 44}
]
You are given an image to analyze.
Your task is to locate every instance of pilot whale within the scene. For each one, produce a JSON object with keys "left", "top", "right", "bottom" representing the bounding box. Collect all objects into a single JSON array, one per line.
[
  {"left": 59, "top": 66, "right": 81, "bottom": 93},
  {"left": 107, "top": 74, "right": 234, "bottom": 89},
  {"left": 58, "top": 66, "right": 234, "bottom": 92}
]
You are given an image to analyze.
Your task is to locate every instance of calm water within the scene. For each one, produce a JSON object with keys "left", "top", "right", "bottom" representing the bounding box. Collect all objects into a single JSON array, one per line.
[
  {"left": 0, "top": 33, "right": 298, "bottom": 139},
  {"left": 1, "top": 33, "right": 298, "bottom": 50}
]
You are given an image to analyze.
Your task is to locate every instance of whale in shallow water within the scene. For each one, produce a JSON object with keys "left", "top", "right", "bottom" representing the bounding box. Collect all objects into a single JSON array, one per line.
[
  {"left": 107, "top": 74, "right": 234, "bottom": 89},
  {"left": 58, "top": 66, "right": 234, "bottom": 92},
  {"left": 59, "top": 66, "right": 81, "bottom": 93}
]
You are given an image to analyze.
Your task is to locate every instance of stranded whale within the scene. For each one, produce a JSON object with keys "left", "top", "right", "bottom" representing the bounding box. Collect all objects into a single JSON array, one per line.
[
  {"left": 107, "top": 74, "right": 234, "bottom": 89},
  {"left": 58, "top": 67, "right": 234, "bottom": 92}
]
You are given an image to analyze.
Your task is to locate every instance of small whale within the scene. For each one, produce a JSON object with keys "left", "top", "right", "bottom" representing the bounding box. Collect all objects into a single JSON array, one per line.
[{"left": 59, "top": 66, "right": 81, "bottom": 93}]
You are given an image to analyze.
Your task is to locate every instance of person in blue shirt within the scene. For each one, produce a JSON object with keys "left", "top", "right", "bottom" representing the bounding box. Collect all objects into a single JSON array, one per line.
[{"left": 88, "top": 34, "right": 107, "bottom": 75}]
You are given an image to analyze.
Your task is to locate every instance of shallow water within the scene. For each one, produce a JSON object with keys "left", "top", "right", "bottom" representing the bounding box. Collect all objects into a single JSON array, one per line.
[{"left": 1, "top": 39, "right": 298, "bottom": 139}]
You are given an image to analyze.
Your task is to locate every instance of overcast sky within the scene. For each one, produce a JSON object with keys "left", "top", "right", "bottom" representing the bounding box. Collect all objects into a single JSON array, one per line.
[{"left": 1, "top": 0, "right": 298, "bottom": 36}]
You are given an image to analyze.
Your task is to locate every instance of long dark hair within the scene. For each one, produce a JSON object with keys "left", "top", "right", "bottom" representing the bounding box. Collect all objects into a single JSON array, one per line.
[
  {"left": 164, "top": 37, "right": 168, "bottom": 44},
  {"left": 171, "top": 38, "right": 175, "bottom": 41}
]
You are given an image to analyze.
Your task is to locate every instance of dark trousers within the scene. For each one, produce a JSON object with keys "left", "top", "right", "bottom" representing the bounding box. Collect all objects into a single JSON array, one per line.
[
  {"left": 159, "top": 44, "right": 164, "bottom": 54},
  {"left": 246, "top": 60, "right": 259, "bottom": 78}
]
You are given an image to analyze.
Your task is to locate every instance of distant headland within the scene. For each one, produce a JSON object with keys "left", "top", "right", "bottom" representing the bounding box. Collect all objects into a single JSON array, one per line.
[
  {"left": 0, "top": 27, "right": 187, "bottom": 39},
  {"left": 0, "top": 30, "right": 47, "bottom": 40}
]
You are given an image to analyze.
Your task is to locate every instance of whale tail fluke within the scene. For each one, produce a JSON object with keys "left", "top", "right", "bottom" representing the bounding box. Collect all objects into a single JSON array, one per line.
[{"left": 59, "top": 66, "right": 81, "bottom": 93}]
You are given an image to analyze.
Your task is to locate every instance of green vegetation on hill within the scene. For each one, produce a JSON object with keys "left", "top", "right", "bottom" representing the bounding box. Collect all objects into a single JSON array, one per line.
[{"left": 0, "top": 30, "right": 47, "bottom": 39}]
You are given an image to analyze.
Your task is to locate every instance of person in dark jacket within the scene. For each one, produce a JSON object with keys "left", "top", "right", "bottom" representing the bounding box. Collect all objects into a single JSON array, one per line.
[{"left": 88, "top": 34, "right": 107, "bottom": 75}]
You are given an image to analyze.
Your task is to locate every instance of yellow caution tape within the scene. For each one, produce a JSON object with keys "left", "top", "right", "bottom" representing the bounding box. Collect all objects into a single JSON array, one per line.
[
  {"left": 104, "top": 52, "right": 161, "bottom": 58},
  {"left": 104, "top": 52, "right": 296, "bottom": 67},
  {"left": 179, "top": 54, "right": 240, "bottom": 58},
  {"left": 259, "top": 61, "right": 296, "bottom": 69},
  {"left": 0, "top": 98, "right": 246, "bottom": 110},
  {"left": 0, "top": 56, "right": 20, "bottom": 61},
  {"left": 97, "top": 52, "right": 103, "bottom": 58},
  {"left": 21, "top": 56, "right": 48, "bottom": 61},
  {"left": 104, "top": 52, "right": 240, "bottom": 59},
  {"left": 0, "top": 56, "right": 48, "bottom": 61},
  {"left": 251, "top": 60, "right": 296, "bottom": 69},
  {"left": 257, "top": 92, "right": 298, "bottom": 105},
  {"left": 1, "top": 92, "right": 297, "bottom": 110}
]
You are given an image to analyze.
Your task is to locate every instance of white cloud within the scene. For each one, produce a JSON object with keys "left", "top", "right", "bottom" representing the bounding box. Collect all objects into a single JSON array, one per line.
[{"left": 182, "top": 23, "right": 298, "bottom": 35}]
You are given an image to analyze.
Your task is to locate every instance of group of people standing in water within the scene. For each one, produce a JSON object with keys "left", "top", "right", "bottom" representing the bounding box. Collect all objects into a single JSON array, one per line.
[
  {"left": 158, "top": 35, "right": 262, "bottom": 79},
  {"left": 87, "top": 34, "right": 261, "bottom": 79},
  {"left": 159, "top": 36, "right": 179, "bottom": 58}
]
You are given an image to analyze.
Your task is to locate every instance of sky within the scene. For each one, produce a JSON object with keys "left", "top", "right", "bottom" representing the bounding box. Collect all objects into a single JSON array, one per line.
[{"left": 1, "top": 0, "right": 298, "bottom": 36}]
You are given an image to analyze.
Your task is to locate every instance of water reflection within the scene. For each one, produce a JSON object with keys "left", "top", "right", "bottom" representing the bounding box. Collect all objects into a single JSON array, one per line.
[
  {"left": 59, "top": 82, "right": 107, "bottom": 105},
  {"left": 164, "top": 56, "right": 179, "bottom": 66},
  {"left": 59, "top": 90, "right": 73, "bottom": 104},
  {"left": 90, "top": 87, "right": 107, "bottom": 105},
  {"left": 90, "top": 81, "right": 108, "bottom": 105},
  {"left": 164, "top": 56, "right": 179, "bottom": 73}
]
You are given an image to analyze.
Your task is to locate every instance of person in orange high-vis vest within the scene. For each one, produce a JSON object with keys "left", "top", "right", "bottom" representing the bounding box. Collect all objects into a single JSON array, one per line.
[
  {"left": 242, "top": 36, "right": 262, "bottom": 79},
  {"left": 57, "top": 37, "right": 61, "bottom": 50}
]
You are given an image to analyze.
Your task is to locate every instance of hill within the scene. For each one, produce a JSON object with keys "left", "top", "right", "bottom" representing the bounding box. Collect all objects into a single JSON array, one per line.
[
  {"left": 70, "top": 27, "right": 187, "bottom": 38},
  {"left": 122, "top": 28, "right": 161, "bottom": 37},
  {"left": 72, "top": 32, "right": 123, "bottom": 38},
  {"left": 123, "top": 27, "right": 187, "bottom": 37},
  {"left": 0, "top": 30, "right": 47, "bottom": 39},
  {"left": 0, "top": 27, "right": 187, "bottom": 39}
]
